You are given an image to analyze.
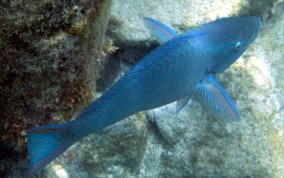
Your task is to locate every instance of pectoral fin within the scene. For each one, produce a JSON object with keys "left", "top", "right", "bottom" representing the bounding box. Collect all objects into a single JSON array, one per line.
[
  {"left": 176, "top": 95, "right": 191, "bottom": 114},
  {"left": 143, "top": 17, "right": 177, "bottom": 44},
  {"left": 195, "top": 75, "right": 240, "bottom": 121}
]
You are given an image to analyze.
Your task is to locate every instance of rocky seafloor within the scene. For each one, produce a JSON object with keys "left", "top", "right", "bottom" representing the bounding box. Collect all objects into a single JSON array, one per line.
[{"left": 1, "top": 0, "right": 284, "bottom": 178}]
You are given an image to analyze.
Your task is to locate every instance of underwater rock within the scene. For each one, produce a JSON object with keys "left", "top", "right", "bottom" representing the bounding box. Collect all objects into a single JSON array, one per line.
[
  {"left": 0, "top": 0, "right": 112, "bottom": 146},
  {"left": 0, "top": 0, "right": 112, "bottom": 176},
  {"left": 108, "top": 0, "right": 244, "bottom": 64},
  {"left": 109, "top": 0, "right": 242, "bottom": 42},
  {"left": 147, "top": 102, "right": 194, "bottom": 144}
]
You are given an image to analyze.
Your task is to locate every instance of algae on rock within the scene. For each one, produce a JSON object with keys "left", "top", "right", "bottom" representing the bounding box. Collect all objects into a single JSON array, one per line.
[
  {"left": 0, "top": 0, "right": 112, "bottom": 146},
  {"left": 0, "top": 0, "right": 112, "bottom": 177}
]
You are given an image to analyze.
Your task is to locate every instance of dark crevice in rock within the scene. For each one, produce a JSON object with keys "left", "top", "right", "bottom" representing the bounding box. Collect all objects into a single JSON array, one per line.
[
  {"left": 237, "top": 0, "right": 283, "bottom": 20},
  {"left": 112, "top": 40, "right": 158, "bottom": 65},
  {"left": 95, "top": 39, "right": 158, "bottom": 92},
  {"left": 146, "top": 114, "right": 176, "bottom": 148},
  {"left": 96, "top": 55, "right": 121, "bottom": 92}
]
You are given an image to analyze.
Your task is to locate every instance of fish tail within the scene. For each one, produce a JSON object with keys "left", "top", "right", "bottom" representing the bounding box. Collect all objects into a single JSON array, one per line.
[{"left": 27, "top": 122, "right": 76, "bottom": 173}]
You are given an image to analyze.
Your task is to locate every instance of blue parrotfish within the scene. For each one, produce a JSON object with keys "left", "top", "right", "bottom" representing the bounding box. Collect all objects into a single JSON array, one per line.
[{"left": 27, "top": 16, "right": 261, "bottom": 173}]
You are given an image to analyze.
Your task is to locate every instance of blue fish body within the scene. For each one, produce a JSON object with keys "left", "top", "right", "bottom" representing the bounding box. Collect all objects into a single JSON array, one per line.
[{"left": 27, "top": 16, "right": 261, "bottom": 173}]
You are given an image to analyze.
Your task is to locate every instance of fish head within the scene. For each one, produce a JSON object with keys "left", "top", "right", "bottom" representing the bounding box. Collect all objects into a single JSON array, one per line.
[{"left": 202, "top": 16, "right": 262, "bottom": 73}]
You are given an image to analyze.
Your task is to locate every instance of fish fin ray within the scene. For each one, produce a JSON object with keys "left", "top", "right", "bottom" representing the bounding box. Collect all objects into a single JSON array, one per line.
[
  {"left": 143, "top": 17, "right": 177, "bottom": 44},
  {"left": 28, "top": 123, "right": 75, "bottom": 173},
  {"left": 195, "top": 74, "right": 240, "bottom": 121},
  {"left": 176, "top": 95, "right": 191, "bottom": 113}
]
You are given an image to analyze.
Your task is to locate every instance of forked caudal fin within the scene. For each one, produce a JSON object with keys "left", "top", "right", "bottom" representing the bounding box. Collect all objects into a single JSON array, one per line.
[{"left": 27, "top": 122, "right": 76, "bottom": 173}]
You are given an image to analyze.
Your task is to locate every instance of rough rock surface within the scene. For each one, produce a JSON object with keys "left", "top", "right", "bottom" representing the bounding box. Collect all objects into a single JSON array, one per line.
[{"left": 0, "top": 0, "right": 112, "bottom": 177}]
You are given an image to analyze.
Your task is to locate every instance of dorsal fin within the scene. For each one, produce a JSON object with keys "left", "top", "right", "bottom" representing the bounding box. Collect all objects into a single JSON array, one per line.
[{"left": 143, "top": 17, "right": 177, "bottom": 44}]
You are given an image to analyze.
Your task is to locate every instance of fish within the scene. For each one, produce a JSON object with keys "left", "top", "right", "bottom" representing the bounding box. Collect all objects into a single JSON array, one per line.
[{"left": 27, "top": 16, "right": 261, "bottom": 173}]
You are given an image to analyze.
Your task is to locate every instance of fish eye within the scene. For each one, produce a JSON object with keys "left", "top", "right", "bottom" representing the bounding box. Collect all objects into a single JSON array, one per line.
[{"left": 235, "top": 41, "right": 242, "bottom": 49}]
